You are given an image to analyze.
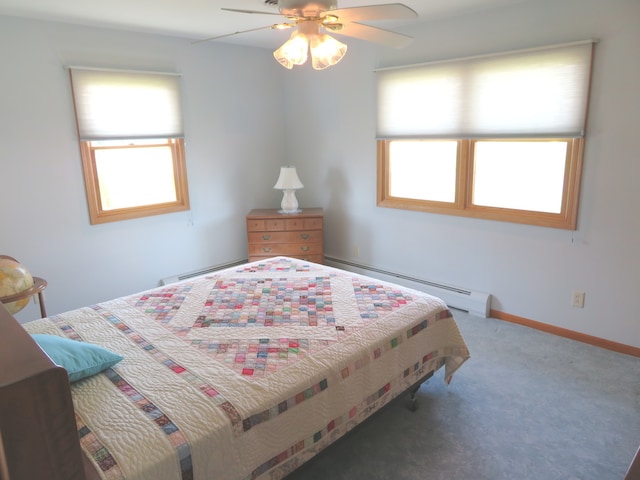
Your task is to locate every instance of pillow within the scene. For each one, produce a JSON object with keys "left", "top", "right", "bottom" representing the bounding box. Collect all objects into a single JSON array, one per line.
[{"left": 31, "top": 334, "right": 123, "bottom": 382}]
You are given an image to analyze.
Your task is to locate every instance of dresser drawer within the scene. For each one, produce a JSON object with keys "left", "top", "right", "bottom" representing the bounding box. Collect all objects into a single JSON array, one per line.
[
  {"left": 303, "top": 218, "right": 323, "bottom": 230},
  {"left": 248, "top": 243, "right": 323, "bottom": 257},
  {"left": 283, "top": 218, "right": 323, "bottom": 231},
  {"left": 247, "top": 219, "right": 287, "bottom": 232},
  {"left": 247, "top": 219, "right": 285, "bottom": 232},
  {"left": 247, "top": 231, "right": 322, "bottom": 245}
]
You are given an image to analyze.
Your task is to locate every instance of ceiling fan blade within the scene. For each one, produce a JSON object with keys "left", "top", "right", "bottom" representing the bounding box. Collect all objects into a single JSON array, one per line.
[
  {"left": 221, "top": 8, "right": 282, "bottom": 16},
  {"left": 192, "top": 24, "right": 281, "bottom": 44},
  {"left": 333, "top": 22, "right": 413, "bottom": 48},
  {"left": 328, "top": 3, "right": 418, "bottom": 22}
]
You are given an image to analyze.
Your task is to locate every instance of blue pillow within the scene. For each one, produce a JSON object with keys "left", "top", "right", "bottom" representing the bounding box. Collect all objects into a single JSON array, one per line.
[{"left": 31, "top": 334, "right": 123, "bottom": 382}]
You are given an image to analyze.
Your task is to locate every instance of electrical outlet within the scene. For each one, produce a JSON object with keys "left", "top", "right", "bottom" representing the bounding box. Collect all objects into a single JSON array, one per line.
[
  {"left": 572, "top": 291, "right": 585, "bottom": 308},
  {"left": 354, "top": 246, "right": 360, "bottom": 257}
]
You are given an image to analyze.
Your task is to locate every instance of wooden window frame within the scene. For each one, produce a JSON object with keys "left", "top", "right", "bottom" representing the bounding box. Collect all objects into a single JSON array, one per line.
[
  {"left": 80, "top": 138, "right": 190, "bottom": 225},
  {"left": 377, "top": 137, "right": 583, "bottom": 230}
]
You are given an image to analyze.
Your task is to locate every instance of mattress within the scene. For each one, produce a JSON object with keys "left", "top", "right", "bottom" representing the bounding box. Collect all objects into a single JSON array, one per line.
[{"left": 23, "top": 256, "right": 470, "bottom": 480}]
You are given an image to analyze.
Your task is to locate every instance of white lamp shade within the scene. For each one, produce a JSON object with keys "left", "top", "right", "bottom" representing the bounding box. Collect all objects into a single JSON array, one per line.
[{"left": 274, "top": 167, "right": 304, "bottom": 190}]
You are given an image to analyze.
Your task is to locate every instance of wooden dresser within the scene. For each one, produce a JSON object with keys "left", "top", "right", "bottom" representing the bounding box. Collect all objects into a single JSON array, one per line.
[{"left": 246, "top": 208, "right": 324, "bottom": 264}]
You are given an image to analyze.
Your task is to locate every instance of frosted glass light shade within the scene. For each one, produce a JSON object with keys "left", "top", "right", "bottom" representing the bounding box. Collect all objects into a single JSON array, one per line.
[
  {"left": 273, "top": 31, "right": 309, "bottom": 69},
  {"left": 310, "top": 34, "right": 347, "bottom": 70},
  {"left": 274, "top": 167, "right": 304, "bottom": 214}
]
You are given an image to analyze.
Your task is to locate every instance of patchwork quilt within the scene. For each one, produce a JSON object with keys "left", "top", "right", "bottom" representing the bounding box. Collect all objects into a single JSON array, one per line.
[{"left": 23, "top": 257, "right": 470, "bottom": 480}]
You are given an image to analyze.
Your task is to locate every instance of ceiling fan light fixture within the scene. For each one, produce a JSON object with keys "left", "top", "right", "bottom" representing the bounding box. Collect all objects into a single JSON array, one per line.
[
  {"left": 215, "top": 2, "right": 417, "bottom": 64},
  {"left": 273, "top": 30, "right": 309, "bottom": 69},
  {"left": 309, "top": 34, "right": 347, "bottom": 70},
  {"left": 273, "top": 19, "right": 346, "bottom": 70}
]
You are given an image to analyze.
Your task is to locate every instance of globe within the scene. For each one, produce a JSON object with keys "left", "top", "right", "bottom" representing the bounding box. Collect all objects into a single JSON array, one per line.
[{"left": 0, "top": 258, "right": 35, "bottom": 314}]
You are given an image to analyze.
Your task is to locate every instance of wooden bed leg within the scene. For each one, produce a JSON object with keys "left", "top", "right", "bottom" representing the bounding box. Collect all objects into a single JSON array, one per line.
[
  {"left": 405, "top": 370, "right": 436, "bottom": 412},
  {"left": 406, "top": 383, "right": 421, "bottom": 412}
]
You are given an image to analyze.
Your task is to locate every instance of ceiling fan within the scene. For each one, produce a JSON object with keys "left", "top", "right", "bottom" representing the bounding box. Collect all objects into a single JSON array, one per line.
[{"left": 198, "top": 1, "right": 418, "bottom": 70}]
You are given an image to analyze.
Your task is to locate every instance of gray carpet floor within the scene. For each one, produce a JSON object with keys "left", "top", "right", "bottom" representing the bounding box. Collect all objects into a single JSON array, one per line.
[{"left": 284, "top": 310, "right": 640, "bottom": 480}]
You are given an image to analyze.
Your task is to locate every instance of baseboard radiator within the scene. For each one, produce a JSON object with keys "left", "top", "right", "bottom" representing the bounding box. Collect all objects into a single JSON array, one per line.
[
  {"left": 160, "top": 259, "right": 248, "bottom": 286},
  {"left": 324, "top": 256, "right": 491, "bottom": 318}
]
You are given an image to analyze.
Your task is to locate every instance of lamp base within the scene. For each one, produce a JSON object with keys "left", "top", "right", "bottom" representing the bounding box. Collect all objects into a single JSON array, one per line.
[
  {"left": 279, "top": 189, "right": 301, "bottom": 214},
  {"left": 278, "top": 209, "right": 302, "bottom": 214}
]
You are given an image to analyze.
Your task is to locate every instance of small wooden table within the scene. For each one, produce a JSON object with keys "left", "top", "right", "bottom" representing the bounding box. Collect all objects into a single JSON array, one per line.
[{"left": 0, "top": 276, "right": 48, "bottom": 318}]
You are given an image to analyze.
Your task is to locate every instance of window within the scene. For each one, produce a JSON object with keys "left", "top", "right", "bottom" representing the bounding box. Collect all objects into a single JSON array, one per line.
[
  {"left": 70, "top": 68, "right": 189, "bottom": 224},
  {"left": 376, "top": 41, "right": 594, "bottom": 229}
]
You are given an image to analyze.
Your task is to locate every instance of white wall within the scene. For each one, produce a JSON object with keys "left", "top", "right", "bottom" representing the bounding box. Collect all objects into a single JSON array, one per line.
[
  {"left": 2, "top": 0, "right": 639, "bottom": 350},
  {"left": 0, "top": 16, "right": 287, "bottom": 319},
  {"left": 283, "top": 0, "right": 640, "bottom": 348}
]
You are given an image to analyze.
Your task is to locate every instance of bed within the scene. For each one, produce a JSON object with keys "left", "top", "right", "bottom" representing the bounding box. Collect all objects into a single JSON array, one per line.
[{"left": 0, "top": 256, "right": 470, "bottom": 480}]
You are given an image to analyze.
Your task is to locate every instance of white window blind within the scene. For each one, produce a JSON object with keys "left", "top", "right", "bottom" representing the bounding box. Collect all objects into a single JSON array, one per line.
[
  {"left": 70, "top": 68, "right": 183, "bottom": 141},
  {"left": 376, "top": 41, "right": 594, "bottom": 139}
]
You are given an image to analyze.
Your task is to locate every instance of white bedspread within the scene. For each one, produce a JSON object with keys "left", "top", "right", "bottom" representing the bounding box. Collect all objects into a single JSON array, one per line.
[{"left": 23, "top": 257, "right": 469, "bottom": 480}]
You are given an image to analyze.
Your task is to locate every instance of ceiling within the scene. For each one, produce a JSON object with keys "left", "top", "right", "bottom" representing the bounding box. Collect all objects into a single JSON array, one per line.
[{"left": 0, "top": 0, "right": 528, "bottom": 49}]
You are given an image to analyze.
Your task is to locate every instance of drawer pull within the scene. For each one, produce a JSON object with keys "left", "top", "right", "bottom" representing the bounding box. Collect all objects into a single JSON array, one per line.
[
  {"left": 301, "top": 246, "right": 310, "bottom": 252},
  {"left": 300, "top": 234, "right": 309, "bottom": 240},
  {"left": 262, "top": 247, "right": 272, "bottom": 253},
  {"left": 262, "top": 234, "right": 271, "bottom": 240}
]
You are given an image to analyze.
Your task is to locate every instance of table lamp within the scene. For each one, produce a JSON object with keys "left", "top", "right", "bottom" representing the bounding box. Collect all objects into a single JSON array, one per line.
[{"left": 274, "top": 166, "right": 304, "bottom": 214}]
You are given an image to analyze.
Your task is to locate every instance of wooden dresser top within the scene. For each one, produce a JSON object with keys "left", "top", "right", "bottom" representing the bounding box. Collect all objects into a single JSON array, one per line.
[{"left": 247, "top": 208, "right": 323, "bottom": 219}]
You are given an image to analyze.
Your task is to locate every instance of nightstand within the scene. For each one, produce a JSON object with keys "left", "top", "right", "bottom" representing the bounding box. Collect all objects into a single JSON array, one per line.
[{"left": 246, "top": 208, "right": 324, "bottom": 264}]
